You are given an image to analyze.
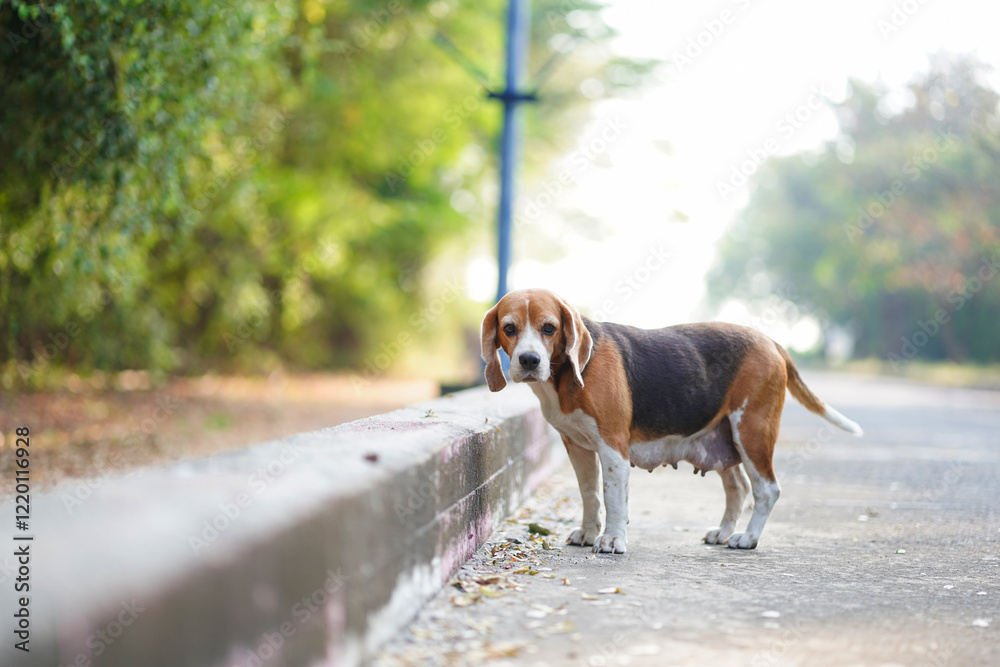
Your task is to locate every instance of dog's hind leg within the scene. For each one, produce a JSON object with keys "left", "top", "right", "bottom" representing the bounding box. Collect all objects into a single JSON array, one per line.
[
  {"left": 726, "top": 391, "right": 783, "bottom": 549},
  {"left": 704, "top": 464, "right": 751, "bottom": 545}
]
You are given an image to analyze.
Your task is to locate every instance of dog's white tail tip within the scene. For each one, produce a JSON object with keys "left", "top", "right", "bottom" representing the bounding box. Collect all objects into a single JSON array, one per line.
[{"left": 823, "top": 405, "right": 863, "bottom": 436}]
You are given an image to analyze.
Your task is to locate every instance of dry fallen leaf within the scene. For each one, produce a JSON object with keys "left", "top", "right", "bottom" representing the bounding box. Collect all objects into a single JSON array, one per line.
[
  {"left": 549, "top": 620, "right": 575, "bottom": 634},
  {"left": 480, "top": 586, "right": 503, "bottom": 599},
  {"left": 525, "top": 604, "right": 556, "bottom": 619},
  {"left": 486, "top": 642, "right": 525, "bottom": 658},
  {"left": 528, "top": 522, "right": 553, "bottom": 536}
]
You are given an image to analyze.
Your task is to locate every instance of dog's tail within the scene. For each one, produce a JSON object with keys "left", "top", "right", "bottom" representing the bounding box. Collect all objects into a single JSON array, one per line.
[{"left": 776, "top": 343, "right": 863, "bottom": 436}]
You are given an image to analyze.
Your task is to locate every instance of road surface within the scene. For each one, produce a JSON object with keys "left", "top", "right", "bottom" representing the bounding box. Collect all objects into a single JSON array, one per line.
[{"left": 376, "top": 371, "right": 1000, "bottom": 666}]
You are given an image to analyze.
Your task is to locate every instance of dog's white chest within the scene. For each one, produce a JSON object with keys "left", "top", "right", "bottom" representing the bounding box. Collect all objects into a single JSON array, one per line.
[{"left": 529, "top": 383, "right": 602, "bottom": 449}]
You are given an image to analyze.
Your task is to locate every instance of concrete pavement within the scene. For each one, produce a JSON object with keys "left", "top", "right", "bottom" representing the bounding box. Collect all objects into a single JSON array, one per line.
[{"left": 375, "top": 371, "right": 1000, "bottom": 666}]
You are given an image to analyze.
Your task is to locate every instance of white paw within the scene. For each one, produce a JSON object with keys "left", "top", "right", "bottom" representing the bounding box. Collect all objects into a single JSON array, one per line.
[
  {"left": 726, "top": 532, "right": 759, "bottom": 549},
  {"left": 592, "top": 532, "right": 627, "bottom": 554},
  {"left": 703, "top": 526, "right": 734, "bottom": 545},
  {"left": 567, "top": 525, "right": 601, "bottom": 547}
]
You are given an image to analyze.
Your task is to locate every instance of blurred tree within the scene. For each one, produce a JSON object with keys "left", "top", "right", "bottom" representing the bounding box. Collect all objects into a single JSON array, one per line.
[
  {"left": 0, "top": 0, "right": 650, "bottom": 386},
  {"left": 709, "top": 55, "right": 1000, "bottom": 365}
]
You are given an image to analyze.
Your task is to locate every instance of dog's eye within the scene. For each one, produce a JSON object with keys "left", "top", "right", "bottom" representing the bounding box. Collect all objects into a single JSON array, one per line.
[
  {"left": 542, "top": 323, "right": 556, "bottom": 336},
  {"left": 503, "top": 324, "right": 516, "bottom": 336}
]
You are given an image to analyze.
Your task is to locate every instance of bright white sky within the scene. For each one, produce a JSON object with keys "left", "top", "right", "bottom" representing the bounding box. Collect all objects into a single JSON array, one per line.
[{"left": 466, "top": 0, "right": 1000, "bottom": 349}]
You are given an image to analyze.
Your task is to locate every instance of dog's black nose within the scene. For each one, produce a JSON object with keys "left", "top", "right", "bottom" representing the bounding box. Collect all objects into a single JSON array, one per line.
[{"left": 519, "top": 353, "right": 540, "bottom": 370}]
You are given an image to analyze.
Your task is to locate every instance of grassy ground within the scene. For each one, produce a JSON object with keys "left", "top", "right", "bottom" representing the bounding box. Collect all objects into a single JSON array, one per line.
[{"left": 0, "top": 372, "right": 437, "bottom": 496}]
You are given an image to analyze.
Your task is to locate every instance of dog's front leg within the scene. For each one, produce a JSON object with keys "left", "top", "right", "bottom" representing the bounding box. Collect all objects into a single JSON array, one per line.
[
  {"left": 594, "top": 439, "right": 629, "bottom": 554},
  {"left": 563, "top": 437, "right": 602, "bottom": 546}
]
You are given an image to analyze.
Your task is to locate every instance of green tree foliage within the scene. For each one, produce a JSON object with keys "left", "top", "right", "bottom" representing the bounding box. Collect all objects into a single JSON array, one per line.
[
  {"left": 0, "top": 0, "right": 648, "bottom": 386},
  {"left": 709, "top": 56, "right": 1000, "bottom": 365}
]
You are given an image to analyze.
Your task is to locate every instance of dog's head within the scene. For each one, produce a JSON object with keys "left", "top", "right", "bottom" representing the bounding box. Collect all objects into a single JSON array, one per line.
[{"left": 480, "top": 289, "right": 592, "bottom": 392}]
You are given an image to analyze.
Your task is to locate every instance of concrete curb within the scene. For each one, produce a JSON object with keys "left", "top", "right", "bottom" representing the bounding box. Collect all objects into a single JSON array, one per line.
[{"left": 2, "top": 385, "right": 561, "bottom": 667}]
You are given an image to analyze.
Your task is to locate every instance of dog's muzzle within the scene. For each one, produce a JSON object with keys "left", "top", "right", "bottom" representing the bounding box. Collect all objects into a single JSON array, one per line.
[
  {"left": 510, "top": 350, "right": 548, "bottom": 383},
  {"left": 519, "top": 353, "right": 540, "bottom": 370}
]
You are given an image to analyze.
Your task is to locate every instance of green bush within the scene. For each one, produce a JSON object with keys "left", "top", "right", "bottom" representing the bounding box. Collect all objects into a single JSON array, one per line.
[{"left": 0, "top": 0, "right": 649, "bottom": 388}]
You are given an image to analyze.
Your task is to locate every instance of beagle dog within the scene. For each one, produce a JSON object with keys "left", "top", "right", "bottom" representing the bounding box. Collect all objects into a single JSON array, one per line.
[{"left": 481, "top": 288, "right": 862, "bottom": 553}]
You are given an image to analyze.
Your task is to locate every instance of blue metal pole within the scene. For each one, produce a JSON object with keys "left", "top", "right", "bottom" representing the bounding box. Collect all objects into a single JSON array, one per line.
[{"left": 495, "top": 0, "right": 529, "bottom": 305}]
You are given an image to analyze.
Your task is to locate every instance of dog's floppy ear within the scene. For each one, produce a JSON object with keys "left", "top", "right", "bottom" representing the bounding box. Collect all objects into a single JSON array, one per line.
[
  {"left": 557, "top": 296, "right": 592, "bottom": 388},
  {"left": 480, "top": 302, "right": 507, "bottom": 392}
]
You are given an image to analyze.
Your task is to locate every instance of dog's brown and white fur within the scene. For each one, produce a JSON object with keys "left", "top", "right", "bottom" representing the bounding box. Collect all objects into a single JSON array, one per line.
[{"left": 482, "top": 289, "right": 862, "bottom": 553}]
